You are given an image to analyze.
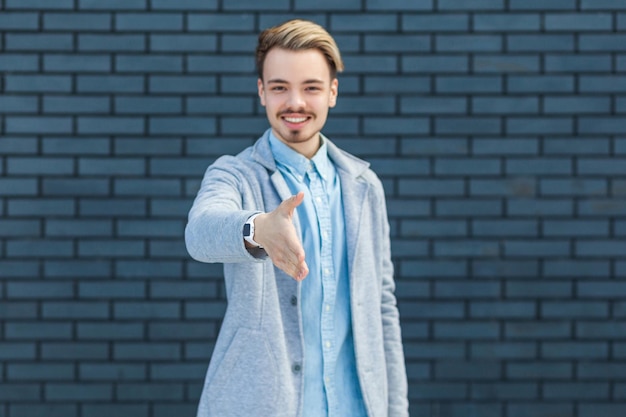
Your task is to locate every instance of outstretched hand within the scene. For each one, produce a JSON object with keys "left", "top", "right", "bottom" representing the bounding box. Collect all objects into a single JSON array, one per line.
[{"left": 252, "top": 192, "right": 309, "bottom": 281}]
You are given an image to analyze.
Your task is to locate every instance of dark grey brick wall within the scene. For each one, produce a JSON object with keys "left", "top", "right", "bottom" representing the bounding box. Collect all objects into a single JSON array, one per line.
[{"left": 1, "top": 1, "right": 625, "bottom": 416}]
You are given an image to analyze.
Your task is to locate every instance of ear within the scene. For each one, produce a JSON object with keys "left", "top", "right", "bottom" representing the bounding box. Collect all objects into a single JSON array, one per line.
[
  {"left": 328, "top": 78, "right": 338, "bottom": 108},
  {"left": 257, "top": 78, "right": 266, "bottom": 107}
]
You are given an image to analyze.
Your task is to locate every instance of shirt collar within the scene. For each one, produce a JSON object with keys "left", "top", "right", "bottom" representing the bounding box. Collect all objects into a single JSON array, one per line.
[{"left": 268, "top": 130, "right": 332, "bottom": 182}]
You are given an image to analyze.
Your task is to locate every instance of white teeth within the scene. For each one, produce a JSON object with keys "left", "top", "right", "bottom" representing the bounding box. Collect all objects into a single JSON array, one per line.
[{"left": 284, "top": 117, "right": 307, "bottom": 123}]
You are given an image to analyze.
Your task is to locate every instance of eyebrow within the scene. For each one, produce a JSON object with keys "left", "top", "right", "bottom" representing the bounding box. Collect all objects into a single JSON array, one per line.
[{"left": 267, "top": 78, "right": 325, "bottom": 85}]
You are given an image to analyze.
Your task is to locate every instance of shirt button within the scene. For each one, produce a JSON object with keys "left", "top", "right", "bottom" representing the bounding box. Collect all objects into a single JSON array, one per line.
[
  {"left": 324, "top": 268, "right": 330, "bottom": 275},
  {"left": 325, "top": 341, "right": 331, "bottom": 349},
  {"left": 290, "top": 295, "right": 297, "bottom": 306},
  {"left": 315, "top": 197, "right": 322, "bottom": 203},
  {"left": 325, "top": 304, "right": 331, "bottom": 312},
  {"left": 292, "top": 363, "right": 302, "bottom": 373}
]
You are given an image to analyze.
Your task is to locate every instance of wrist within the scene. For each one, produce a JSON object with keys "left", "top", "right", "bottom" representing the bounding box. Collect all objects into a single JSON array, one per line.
[{"left": 243, "top": 213, "right": 264, "bottom": 248}]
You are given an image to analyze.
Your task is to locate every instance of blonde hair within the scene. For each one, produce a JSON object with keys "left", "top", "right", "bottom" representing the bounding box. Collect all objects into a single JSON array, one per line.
[{"left": 256, "top": 19, "right": 344, "bottom": 80}]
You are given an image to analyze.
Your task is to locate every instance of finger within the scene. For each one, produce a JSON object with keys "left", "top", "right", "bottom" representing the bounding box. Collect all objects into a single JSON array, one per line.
[{"left": 278, "top": 192, "right": 305, "bottom": 217}]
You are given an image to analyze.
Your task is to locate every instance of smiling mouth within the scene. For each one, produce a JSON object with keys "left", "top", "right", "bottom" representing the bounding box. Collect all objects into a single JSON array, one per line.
[{"left": 284, "top": 116, "right": 308, "bottom": 123}]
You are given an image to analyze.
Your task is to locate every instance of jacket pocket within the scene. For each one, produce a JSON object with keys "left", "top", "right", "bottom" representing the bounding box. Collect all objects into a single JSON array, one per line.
[{"left": 206, "top": 328, "right": 279, "bottom": 416}]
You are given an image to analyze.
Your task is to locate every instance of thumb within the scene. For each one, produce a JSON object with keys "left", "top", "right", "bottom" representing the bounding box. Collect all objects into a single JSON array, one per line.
[{"left": 279, "top": 191, "right": 305, "bottom": 217}]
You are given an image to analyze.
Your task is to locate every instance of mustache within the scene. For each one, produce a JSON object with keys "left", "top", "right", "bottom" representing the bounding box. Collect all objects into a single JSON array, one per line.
[{"left": 278, "top": 109, "right": 313, "bottom": 116}]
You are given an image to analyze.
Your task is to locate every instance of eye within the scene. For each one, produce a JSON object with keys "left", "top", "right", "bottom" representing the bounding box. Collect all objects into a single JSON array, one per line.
[
  {"left": 271, "top": 86, "right": 286, "bottom": 92},
  {"left": 306, "top": 86, "right": 321, "bottom": 92}
]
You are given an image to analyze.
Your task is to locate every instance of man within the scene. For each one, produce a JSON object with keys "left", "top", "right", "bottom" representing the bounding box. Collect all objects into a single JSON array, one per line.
[{"left": 185, "top": 19, "right": 409, "bottom": 417}]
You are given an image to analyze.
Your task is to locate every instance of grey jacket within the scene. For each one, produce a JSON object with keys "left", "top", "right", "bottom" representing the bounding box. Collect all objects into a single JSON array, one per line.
[{"left": 185, "top": 131, "right": 409, "bottom": 417}]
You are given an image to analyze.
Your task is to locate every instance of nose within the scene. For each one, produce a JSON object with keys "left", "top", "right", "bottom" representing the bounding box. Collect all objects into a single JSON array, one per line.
[{"left": 286, "top": 90, "right": 306, "bottom": 109}]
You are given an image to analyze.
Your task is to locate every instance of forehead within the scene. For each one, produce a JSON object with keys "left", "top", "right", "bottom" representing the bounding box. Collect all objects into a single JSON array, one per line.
[{"left": 262, "top": 48, "right": 332, "bottom": 82}]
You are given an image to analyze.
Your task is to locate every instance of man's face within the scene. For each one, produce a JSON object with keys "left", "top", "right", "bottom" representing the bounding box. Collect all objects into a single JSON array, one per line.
[{"left": 258, "top": 47, "right": 338, "bottom": 158}]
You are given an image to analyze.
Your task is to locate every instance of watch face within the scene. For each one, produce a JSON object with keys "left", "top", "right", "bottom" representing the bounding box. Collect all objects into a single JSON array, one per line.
[{"left": 243, "top": 223, "right": 251, "bottom": 237}]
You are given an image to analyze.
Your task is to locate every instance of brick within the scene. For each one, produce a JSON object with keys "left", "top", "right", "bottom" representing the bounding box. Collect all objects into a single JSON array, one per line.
[
  {"left": 510, "top": 0, "right": 575, "bottom": 9},
  {"left": 508, "top": 34, "right": 574, "bottom": 52},
  {"left": 576, "top": 321, "right": 626, "bottom": 339},
  {"left": 472, "top": 138, "right": 538, "bottom": 155},
  {"left": 578, "top": 282, "right": 626, "bottom": 298},
  {"left": 116, "top": 383, "right": 184, "bottom": 401},
  {"left": 8, "top": 199, "right": 74, "bottom": 216},
  {"left": 79, "top": 282, "right": 145, "bottom": 299},
  {"left": 77, "top": 75, "right": 144, "bottom": 93},
  {"left": 437, "top": 34, "right": 501, "bottom": 52},
  {"left": 435, "top": 281, "right": 500, "bottom": 298},
  {"left": 7, "top": 282, "right": 73, "bottom": 299},
  {"left": 330, "top": 14, "right": 397, "bottom": 32},
  {"left": 5, "top": 33, "right": 73, "bottom": 51},
  {"left": 116, "top": 55, "right": 182, "bottom": 73},
  {"left": 294, "top": 0, "right": 359, "bottom": 10},
  {"left": 401, "top": 138, "right": 468, "bottom": 155},
  {"left": 115, "top": 138, "right": 182, "bottom": 155},
  {"left": 114, "top": 343, "right": 180, "bottom": 360},
  {"left": 507, "top": 158, "right": 572, "bottom": 175},
  {"left": 151, "top": 34, "right": 217, "bottom": 52},
  {"left": 580, "top": 404, "right": 626, "bottom": 417},
  {"left": 474, "top": 55, "right": 539, "bottom": 73},
  {"left": 44, "top": 260, "right": 111, "bottom": 278},
  {"left": 508, "top": 404, "right": 574, "bottom": 417},
  {"left": 0, "top": 302, "right": 37, "bottom": 319},
  {"left": 473, "top": 97, "right": 538, "bottom": 114},
  {"left": 438, "top": 0, "right": 503, "bottom": 10},
  {"left": 79, "top": 199, "right": 146, "bottom": 217},
  {"left": 45, "top": 219, "right": 112, "bottom": 237},
  {"left": 43, "top": 178, "right": 109, "bottom": 196},
  {"left": 81, "top": 405, "right": 148, "bottom": 417},
  {"left": 545, "top": 12, "right": 612, "bottom": 32},
  {"left": 185, "top": 301, "right": 228, "bottom": 319},
  {"left": 544, "top": 96, "right": 610, "bottom": 114},
  {"left": 435, "top": 158, "right": 501, "bottom": 176},
  {"left": 437, "top": 199, "right": 502, "bottom": 217},
  {"left": 44, "top": 13, "right": 111, "bottom": 30},
  {"left": 78, "top": 158, "right": 145, "bottom": 175},
  {"left": 470, "top": 341, "right": 537, "bottom": 360},
  {"left": 436, "top": 75, "right": 501, "bottom": 93},
  {"left": 7, "top": 240, "right": 73, "bottom": 258},
  {"left": 577, "top": 241, "right": 626, "bottom": 257},
  {"left": 507, "top": 75, "right": 574, "bottom": 93},
  {"left": 579, "top": 117, "right": 626, "bottom": 134},
  {"left": 0, "top": 343, "right": 37, "bottom": 360},
  {"left": 540, "top": 178, "right": 607, "bottom": 196},
  {"left": 544, "top": 260, "right": 610, "bottom": 278},
  {"left": 0, "top": 384, "right": 40, "bottom": 401},
  {"left": 46, "top": 383, "right": 112, "bottom": 401},
  {"left": 7, "top": 116, "right": 72, "bottom": 134},
  {"left": 506, "top": 362, "right": 572, "bottom": 379},
  {"left": 544, "top": 138, "right": 610, "bottom": 155},
  {"left": 542, "top": 301, "right": 609, "bottom": 318},
  {"left": 79, "top": 363, "right": 146, "bottom": 381},
  {"left": 149, "top": 117, "right": 216, "bottom": 135},
  {"left": 580, "top": 34, "right": 626, "bottom": 51},
  {"left": 507, "top": 117, "right": 573, "bottom": 135},
  {"left": 471, "top": 301, "right": 535, "bottom": 318},
  {"left": 0, "top": 137, "right": 38, "bottom": 154},
  {"left": 471, "top": 382, "right": 538, "bottom": 400},
  {"left": 44, "top": 54, "right": 111, "bottom": 72},
  {"left": 474, "top": 13, "right": 539, "bottom": 32},
  {"left": 151, "top": 0, "right": 216, "bottom": 9},
  {"left": 79, "top": 0, "right": 146, "bottom": 10},
  {"left": 400, "top": 260, "right": 467, "bottom": 278},
  {"left": 363, "top": 117, "right": 429, "bottom": 135},
  {"left": 545, "top": 54, "right": 612, "bottom": 73},
  {"left": 404, "top": 56, "right": 469, "bottom": 73},
  {"left": 578, "top": 200, "right": 626, "bottom": 217},
  {"left": 150, "top": 282, "right": 217, "bottom": 300},
  {"left": 402, "top": 14, "right": 469, "bottom": 32},
  {"left": 543, "top": 220, "right": 609, "bottom": 237},
  {"left": 115, "top": 259, "right": 181, "bottom": 276},
  {"left": 434, "top": 322, "right": 500, "bottom": 340},
  {"left": 578, "top": 362, "right": 626, "bottom": 379},
  {"left": 0, "top": 179, "right": 37, "bottom": 196},
  {"left": 0, "top": 54, "right": 38, "bottom": 71},
  {"left": 115, "top": 13, "right": 182, "bottom": 31},
  {"left": 408, "top": 382, "right": 467, "bottom": 400},
  {"left": 43, "top": 302, "right": 109, "bottom": 319},
  {"left": 78, "top": 240, "right": 145, "bottom": 258},
  {"left": 43, "top": 96, "right": 110, "bottom": 114},
  {"left": 41, "top": 342, "right": 108, "bottom": 360},
  {"left": 114, "top": 302, "right": 180, "bottom": 319},
  {"left": 186, "top": 97, "right": 255, "bottom": 115},
  {"left": 5, "top": 322, "right": 72, "bottom": 340},
  {"left": 472, "top": 220, "right": 538, "bottom": 237},
  {"left": 434, "top": 240, "right": 499, "bottom": 257},
  {"left": 0, "top": 12, "right": 39, "bottom": 30},
  {"left": 506, "top": 281, "right": 572, "bottom": 298},
  {"left": 7, "top": 363, "right": 74, "bottom": 381},
  {"left": 0, "top": 220, "right": 40, "bottom": 237},
  {"left": 79, "top": 34, "right": 145, "bottom": 52},
  {"left": 77, "top": 323, "right": 143, "bottom": 340},
  {"left": 9, "top": 405, "right": 77, "bottom": 417},
  {"left": 436, "top": 361, "right": 501, "bottom": 380},
  {"left": 0, "top": 261, "right": 39, "bottom": 279},
  {"left": 188, "top": 13, "right": 255, "bottom": 32},
  {"left": 78, "top": 116, "right": 143, "bottom": 134},
  {"left": 507, "top": 199, "right": 574, "bottom": 217},
  {"left": 398, "top": 179, "right": 464, "bottom": 197},
  {"left": 399, "top": 301, "right": 463, "bottom": 318},
  {"left": 401, "top": 96, "right": 466, "bottom": 115},
  {"left": 580, "top": 76, "right": 626, "bottom": 92},
  {"left": 545, "top": 382, "right": 609, "bottom": 400},
  {"left": 437, "top": 117, "right": 501, "bottom": 135},
  {"left": 43, "top": 138, "right": 110, "bottom": 155},
  {"left": 542, "top": 342, "right": 609, "bottom": 359}
]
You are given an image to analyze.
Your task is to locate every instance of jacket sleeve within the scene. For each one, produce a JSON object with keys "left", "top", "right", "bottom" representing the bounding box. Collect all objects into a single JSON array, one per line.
[
  {"left": 185, "top": 156, "right": 268, "bottom": 264},
  {"left": 378, "top": 184, "right": 410, "bottom": 417}
]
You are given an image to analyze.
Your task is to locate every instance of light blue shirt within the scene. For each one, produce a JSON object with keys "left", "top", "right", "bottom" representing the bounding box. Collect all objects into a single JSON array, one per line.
[{"left": 269, "top": 131, "right": 367, "bottom": 417}]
